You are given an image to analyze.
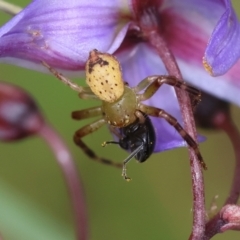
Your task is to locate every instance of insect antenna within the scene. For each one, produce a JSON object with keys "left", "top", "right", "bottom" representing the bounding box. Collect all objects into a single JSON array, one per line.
[
  {"left": 122, "top": 145, "right": 143, "bottom": 181},
  {"left": 102, "top": 140, "right": 143, "bottom": 181}
]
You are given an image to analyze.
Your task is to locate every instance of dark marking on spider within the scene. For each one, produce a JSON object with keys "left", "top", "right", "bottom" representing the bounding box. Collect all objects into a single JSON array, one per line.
[{"left": 88, "top": 49, "right": 109, "bottom": 74}]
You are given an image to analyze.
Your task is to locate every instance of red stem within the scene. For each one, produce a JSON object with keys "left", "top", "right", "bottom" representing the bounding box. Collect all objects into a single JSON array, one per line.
[
  {"left": 204, "top": 112, "right": 240, "bottom": 239},
  {"left": 131, "top": 5, "right": 205, "bottom": 238},
  {"left": 141, "top": 23, "right": 205, "bottom": 240},
  {"left": 38, "top": 123, "right": 88, "bottom": 240},
  {"left": 221, "top": 117, "right": 240, "bottom": 205}
]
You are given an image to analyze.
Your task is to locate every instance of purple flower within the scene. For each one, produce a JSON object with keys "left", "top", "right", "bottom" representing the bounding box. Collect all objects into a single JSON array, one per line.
[{"left": 0, "top": 0, "right": 239, "bottom": 152}]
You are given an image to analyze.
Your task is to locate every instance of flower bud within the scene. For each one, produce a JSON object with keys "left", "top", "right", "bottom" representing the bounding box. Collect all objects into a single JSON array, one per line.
[
  {"left": 0, "top": 82, "right": 44, "bottom": 141},
  {"left": 220, "top": 204, "right": 240, "bottom": 232}
]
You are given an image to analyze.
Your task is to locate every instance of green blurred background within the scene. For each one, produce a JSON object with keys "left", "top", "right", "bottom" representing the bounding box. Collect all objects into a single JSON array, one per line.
[{"left": 0, "top": 1, "right": 240, "bottom": 239}]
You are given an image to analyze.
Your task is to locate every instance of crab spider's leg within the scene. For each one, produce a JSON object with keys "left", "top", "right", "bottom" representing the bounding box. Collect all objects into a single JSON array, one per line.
[
  {"left": 42, "top": 61, "right": 98, "bottom": 100},
  {"left": 139, "top": 104, "right": 207, "bottom": 170},
  {"left": 74, "top": 119, "right": 122, "bottom": 168},
  {"left": 137, "top": 75, "right": 201, "bottom": 107},
  {"left": 78, "top": 88, "right": 99, "bottom": 100},
  {"left": 72, "top": 106, "right": 102, "bottom": 120},
  {"left": 133, "top": 75, "right": 160, "bottom": 93}
]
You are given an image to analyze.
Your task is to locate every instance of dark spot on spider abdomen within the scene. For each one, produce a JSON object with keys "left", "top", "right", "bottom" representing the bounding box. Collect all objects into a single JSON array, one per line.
[{"left": 88, "top": 58, "right": 109, "bottom": 73}]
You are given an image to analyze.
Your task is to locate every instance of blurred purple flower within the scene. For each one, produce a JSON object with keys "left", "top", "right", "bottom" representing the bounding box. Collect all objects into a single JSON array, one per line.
[
  {"left": 0, "top": 81, "right": 88, "bottom": 239},
  {"left": 0, "top": 0, "right": 239, "bottom": 152},
  {"left": 0, "top": 82, "right": 44, "bottom": 141}
]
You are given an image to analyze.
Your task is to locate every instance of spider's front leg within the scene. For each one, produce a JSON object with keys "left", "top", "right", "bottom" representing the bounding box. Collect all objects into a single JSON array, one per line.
[
  {"left": 72, "top": 106, "right": 102, "bottom": 120},
  {"left": 139, "top": 104, "right": 207, "bottom": 170},
  {"left": 137, "top": 75, "right": 201, "bottom": 108},
  {"left": 73, "top": 114, "right": 122, "bottom": 169},
  {"left": 42, "top": 61, "right": 98, "bottom": 100}
]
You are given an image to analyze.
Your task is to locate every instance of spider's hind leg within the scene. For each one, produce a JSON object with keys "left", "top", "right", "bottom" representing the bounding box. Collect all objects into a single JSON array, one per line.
[{"left": 140, "top": 104, "right": 207, "bottom": 170}]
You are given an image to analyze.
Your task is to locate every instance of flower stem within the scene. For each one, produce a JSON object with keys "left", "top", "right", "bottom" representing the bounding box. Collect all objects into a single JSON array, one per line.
[
  {"left": 150, "top": 31, "right": 205, "bottom": 240},
  {"left": 204, "top": 112, "right": 240, "bottom": 239},
  {"left": 138, "top": 9, "right": 205, "bottom": 239},
  {"left": 0, "top": 0, "right": 22, "bottom": 16},
  {"left": 220, "top": 117, "right": 240, "bottom": 205},
  {"left": 38, "top": 122, "right": 88, "bottom": 240}
]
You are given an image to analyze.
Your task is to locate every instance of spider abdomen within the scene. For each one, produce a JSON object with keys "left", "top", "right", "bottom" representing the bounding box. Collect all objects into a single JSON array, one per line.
[{"left": 85, "top": 49, "right": 124, "bottom": 103}]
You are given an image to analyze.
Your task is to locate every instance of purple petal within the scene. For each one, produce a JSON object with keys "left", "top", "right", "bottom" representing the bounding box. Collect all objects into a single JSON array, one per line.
[
  {"left": 203, "top": 0, "right": 240, "bottom": 76},
  {"left": 160, "top": 0, "right": 240, "bottom": 106},
  {"left": 161, "top": 0, "right": 227, "bottom": 32},
  {"left": 160, "top": 0, "right": 228, "bottom": 64},
  {"left": 178, "top": 57, "right": 240, "bottom": 107},
  {"left": 116, "top": 43, "right": 191, "bottom": 152},
  {"left": 0, "top": 0, "right": 131, "bottom": 71}
]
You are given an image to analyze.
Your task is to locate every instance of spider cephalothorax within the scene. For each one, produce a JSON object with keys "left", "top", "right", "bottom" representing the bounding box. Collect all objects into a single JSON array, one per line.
[{"left": 43, "top": 49, "right": 206, "bottom": 180}]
